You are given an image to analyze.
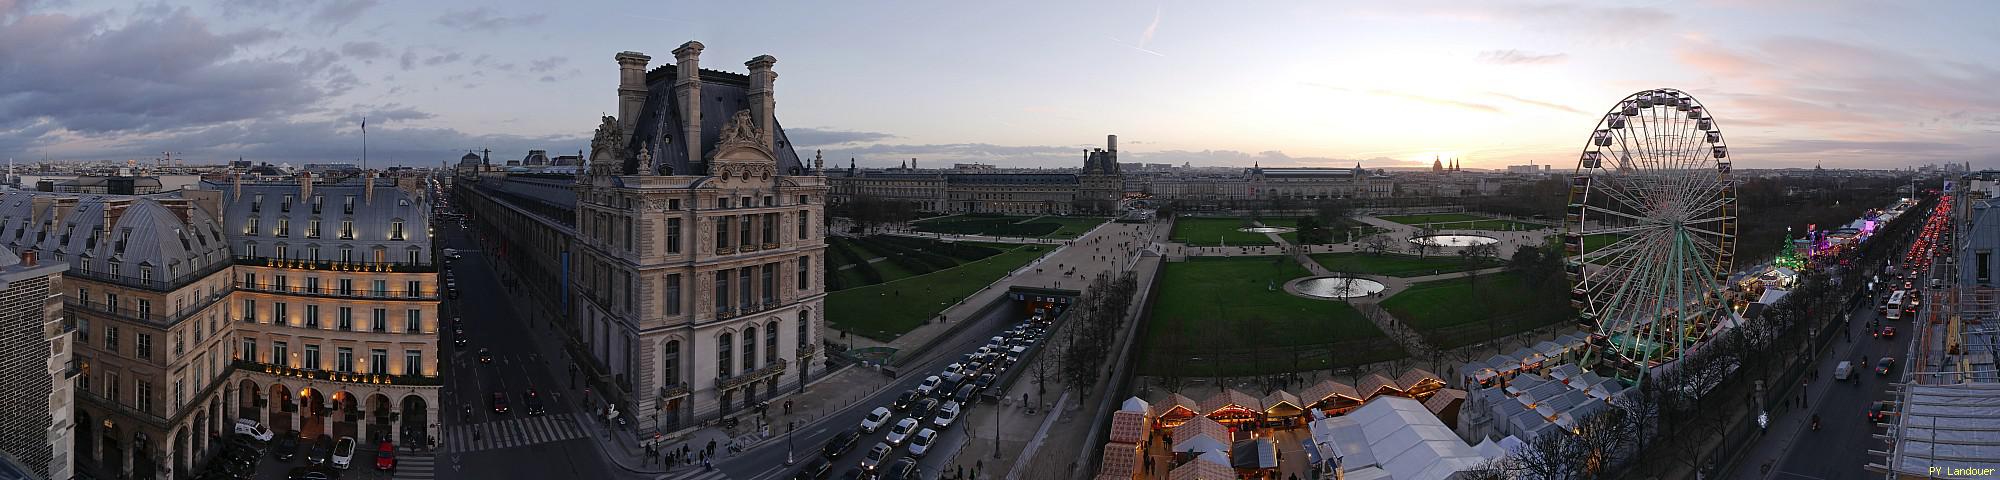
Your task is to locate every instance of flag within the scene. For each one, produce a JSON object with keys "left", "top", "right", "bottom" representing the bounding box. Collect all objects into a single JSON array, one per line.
[{"left": 361, "top": 117, "right": 366, "bottom": 132}]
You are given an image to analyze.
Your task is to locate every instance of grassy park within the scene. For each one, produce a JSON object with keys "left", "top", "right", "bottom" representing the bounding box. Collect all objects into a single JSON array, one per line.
[
  {"left": 1170, "top": 217, "right": 1290, "bottom": 246},
  {"left": 827, "top": 242, "right": 1051, "bottom": 341},
  {"left": 1377, "top": 213, "right": 1547, "bottom": 231},
  {"left": 1138, "top": 256, "right": 1405, "bottom": 377},
  {"left": 910, "top": 214, "right": 1106, "bottom": 239},
  {"left": 1311, "top": 252, "right": 1503, "bottom": 277},
  {"left": 1379, "top": 271, "right": 1572, "bottom": 350}
]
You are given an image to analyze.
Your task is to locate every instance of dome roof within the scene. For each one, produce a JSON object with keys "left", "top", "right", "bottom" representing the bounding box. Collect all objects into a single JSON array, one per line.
[{"left": 462, "top": 152, "right": 481, "bottom": 161}]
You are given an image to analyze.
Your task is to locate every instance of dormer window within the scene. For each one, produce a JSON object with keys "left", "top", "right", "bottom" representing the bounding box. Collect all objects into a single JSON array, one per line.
[
  {"left": 343, "top": 196, "right": 355, "bottom": 215},
  {"left": 390, "top": 220, "right": 405, "bottom": 240},
  {"left": 139, "top": 265, "right": 153, "bottom": 282},
  {"left": 340, "top": 220, "right": 354, "bottom": 239},
  {"left": 281, "top": 195, "right": 293, "bottom": 212},
  {"left": 251, "top": 194, "right": 263, "bottom": 212},
  {"left": 306, "top": 219, "right": 321, "bottom": 238},
  {"left": 245, "top": 217, "right": 259, "bottom": 235},
  {"left": 312, "top": 196, "right": 323, "bottom": 214},
  {"left": 276, "top": 218, "right": 289, "bottom": 237}
]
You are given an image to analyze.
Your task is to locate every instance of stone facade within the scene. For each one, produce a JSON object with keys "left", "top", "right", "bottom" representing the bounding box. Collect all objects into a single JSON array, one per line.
[{"left": 570, "top": 42, "right": 828, "bottom": 435}]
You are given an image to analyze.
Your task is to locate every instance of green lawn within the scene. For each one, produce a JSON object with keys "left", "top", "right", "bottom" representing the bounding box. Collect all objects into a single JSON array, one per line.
[
  {"left": 827, "top": 244, "right": 1052, "bottom": 341},
  {"left": 826, "top": 236, "right": 1014, "bottom": 291},
  {"left": 1378, "top": 213, "right": 1546, "bottom": 232},
  {"left": 1138, "top": 256, "right": 1403, "bottom": 376},
  {"left": 1379, "top": 271, "right": 1573, "bottom": 350},
  {"left": 1284, "top": 220, "right": 1386, "bottom": 245},
  {"left": 911, "top": 214, "right": 1107, "bottom": 239},
  {"left": 1171, "top": 217, "right": 1289, "bottom": 246},
  {"left": 1311, "top": 252, "right": 1503, "bottom": 277}
]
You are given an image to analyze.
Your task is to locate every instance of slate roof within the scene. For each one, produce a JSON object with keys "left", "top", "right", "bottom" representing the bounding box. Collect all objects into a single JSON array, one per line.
[
  {"left": 627, "top": 61, "right": 804, "bottom": 176},
  {"left": 213, "top": 179, "right": 435, "bottom": 264},
  {"left": 0, "top": 191, "right": 232, "bottom": 285}
]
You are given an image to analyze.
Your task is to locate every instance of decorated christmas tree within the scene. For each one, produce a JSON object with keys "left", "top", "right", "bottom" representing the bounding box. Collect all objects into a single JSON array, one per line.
[{"left": 1774, "top": 228, "right": 1805, "bottom": 271}]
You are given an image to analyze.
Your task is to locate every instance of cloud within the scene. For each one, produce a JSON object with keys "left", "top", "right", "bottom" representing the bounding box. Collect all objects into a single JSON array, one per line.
[
  {"left": 309, "top": 0, "right": 377, "bottom": 32},
  {"left": 1139, "top": 6, "right": 1161, "bottom": 48},
  {"left": 0, "top": 6, "right": 346, "bottom": 135},
  {"left": 398, "top": 49, "right": 417, "bottom": 70},
  {"left": 423, "top": 51, "right": 464, "bottom": 66},
  {"left": 435, "top": 7, "right": 546, "bottom": 31},
  {"left": 1485, "top": 93, "right": 1584, "bottom": 114},
  {"left": 528, "top": 56, "right": 568, "bottom": 73},
  {"left": 1476, "top": 49, "right": 1567, "bottom": 65},
  {"left": 785, "top": 128, "right": 896, "bottom": 147},
  {"left": 340, "top": 41, "right": 390, "bottom": 60},
  {"left": 347, "top": 104, "right": 434, "bottom": 124},
  {"left": 1371, "top": 90, "right": 1502, "bottom": 113}
]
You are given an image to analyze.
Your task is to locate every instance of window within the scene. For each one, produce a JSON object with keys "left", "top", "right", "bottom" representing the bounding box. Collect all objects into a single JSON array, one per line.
[
  {"left": 370, "top": 349, "right": 387, "bottom": 374},
  {"left": 272, "top": 341, "right": 288, "bottom": 367},
  {"left": 666, "top": 218, "right": 682, "bottom": 254},
  {"left": 339, "top": 279, "right": 353, "bottom": 295},
  {"left": 798, "top": 210, "right": 809, "bottom": 239},
  {"left": 242, "top": 338, "right": 257, "bottom": 362},
  {"left": 662, "top": 340, "right": 680, "bottom": 385},
  {"left": 246, "top": 244, "right": 257, "bottom": 257},
  {"left": 336, "top": 347, "right": 353, "bottom": 373},
  {"left": 623, "top": 216, "right": 633, "bottom": 249},
  {"left": 246, "top": 217, "right": 260, "bottom": 235},
  {"left": 139, "top": 266, "right": 154, "bottom": 283},
  {"left": 281, "top": 195, "right": 292, "bottom": 212},
  {"left": 372, "top": 280, "right": 387, "bottom": 297},
  {"left": 761, "top": 263, "right": 776, "bottom": 304},
  {"left": 307, "top": 219, "right": 321, "bottom": 238},
  {"left": 665, "top": 274, "right": 682, "bottom": 316},
  {"left": 275, "top": 275, "right": 289, "bottom": 290},
  {"left": 137, "top": 299, "right": 152, "bottom": 319},
  {"left": 718, "top": 197, "right": 730, "bottom": 209},
  {"left": 716, "top": 216, "right": 731, "bottom": 250},
  {"left": 763, "top": 195, "right": 774, "bottom": 207},
  {"left": 312, "top": 197, "right": 323, "bottom": 214},
  {"left": 274, "top": 302, "right": 287, "bottom": 325},
  {"left": 277, "top": 218, "right": 290, "bottom": 237},
  {"left": 798, "top": 256, "right": 810, "bottom": 291},
  {"left": 307, "top": 277, "right": 320, "bottom": 293},
  {"left": 404, "top": 350, "right": 422, "bottom": 376},
  {"left": 622, "top": 271, "right": 633, "bottom": 312},
  {"left": 305, "top": 305, "right": 320, "bottom": 329},
  {"left": 742, "top": 327, "right": 757, "bottom": 370},
  {"left": 107, "top": 372, "right": 120, "bottom": 406},
  {"left": 408, "top": 249, "right": 420, "bottom": 264},
  {"left": 390, "top": 220, "right": 405, "bottom": 240},
  {"left": 762, "top": 213, "right": 776, "bottom": 244},
  {"left": 717, "top": 333, "right": 733, "bottom": 376},
  {"left": 343, "top": 196, "right": 355, "bottom": 215},
  {"left": 77, "top": 317, "right": 89, "bottom": 342},
  {"left": 172, "top": 380, "right": 182, "bottom": 410},
  {"left": 406, "top": 309, "right": 421, "bottom": 333},
  {"left": 308, "top": 245, "right": 320, "bottom": 262},
  {"left": 78, "top": 370, "right": 90, "bottom": 395},
  {"left": 1981, "top": 250, "right": 1992, "bottom": 282},
  {"left": 242, "top": 299, "right": 256, "bottom": 322},
  {"left": 341, "top": 247, "right": 353, "bottom": 263},
  {"left": 172, "top": 333, "right": 181, "bottom": 355},
  {"left": 407, "top": 280, "right": 421, "bottom": 298},
  {"left": 136, "top": 333, "right": 152, "bottom": 359},
  {"left": 797, "top": 195, "right": 808, "bottom": 205},
  {"left": 739, "top": 268, "right": 753, "bottom": 311},
  {"left": 105, "top": 325, "right": 118, "bottom": 351},
  {"left": 738, "top": 215, "right": 753, "bottom": 249},
  {"left": 304, "top": 344, "right": 320, "bottom": 370},
  {"left": 797, "top": 311, "right": 810, "bottom": 348},
  {"left": 765, "top": 320, "right": 777, "bottom": 364},
  {"left": 252, "top": 194, "right": 263, "bottom": 212},
  {"left": 244, "top": 272, "right": 257, "bottom": 288},
  {"left": 714, "top": 271, "right": 730, "bottom": 315},
  {"left": 136, "top": 380, "right": 152, "bottom": 414},
  {"left": 337, "top": 307, "right": 352, "bottom": 331},
  {"left": 340, "top": 220, "right": 354, "bottom": 239},
  {"left": 371, "top": 308, "right": 387, "bottom": 332}
]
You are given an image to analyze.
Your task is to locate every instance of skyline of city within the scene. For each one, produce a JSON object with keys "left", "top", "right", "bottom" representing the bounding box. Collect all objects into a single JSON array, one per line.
[{"left": 4, "top": 1, "right": 1999, "bottom": 170}]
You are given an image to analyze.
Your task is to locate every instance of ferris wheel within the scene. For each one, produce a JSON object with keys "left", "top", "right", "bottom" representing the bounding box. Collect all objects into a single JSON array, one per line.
[{"left": 1564, "top": 88, "right": 1737, "bottom": 381}]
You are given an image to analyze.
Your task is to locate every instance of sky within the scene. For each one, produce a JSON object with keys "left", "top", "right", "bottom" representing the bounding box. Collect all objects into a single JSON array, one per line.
[{"left": 3, "top": 0, "right": 1998, "bottom": 170}]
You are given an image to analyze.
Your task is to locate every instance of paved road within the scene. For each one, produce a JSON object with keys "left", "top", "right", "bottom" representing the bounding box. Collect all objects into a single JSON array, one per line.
[
  {"left": 1764, "top": 253, "right": 1928, "bottom": 477},
  {"left": 680, "top": 298, "right": 1038, "bottom": 480}
]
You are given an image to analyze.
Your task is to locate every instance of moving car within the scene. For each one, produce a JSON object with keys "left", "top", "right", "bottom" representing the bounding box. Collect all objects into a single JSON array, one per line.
[
  {"left": 859, "top": 442, "right": 893, "bottom": 473},
  {"left": 916, "top": 376, "right": 942, "bottom": 396},
  {"left": 881, "top": 458, "right": 920, "bottom": 480},
  {"left": 1876, "top": 325, "right": 1897, "bottom": 339},
  {"left": 934, "top": 401, "right": 961, "bottom": 428},
  {"left": 794, "top": 457, "right": 832, "bottom": 480},
  {"left": 331, "top": 436, "right": 356, "bottom": 469},
  {"left": 272, "top": 433, "right": 300, "bottom": 460},
  {"left": 910, "top": 398, "right": 941, "bottom": 420},
  {"left": 235, "top": 419, "right": 276, "bottom": 442},
  {"left": 478, "top": 348, "right": 494, "bottom": 363},
  {"left": 1834, "top": 361, "right": 1853, "bottom": 381},
  {"left": 1868, "top": 401, "right": 1894, "bottom": 422},
  {"left": 953, "top": 384, "right": 980, "bottom": 403},
  {"left": 822, "top": 429, "right": 861, "bottom": 458},
  {"left": 375, "top": 441, "right": 396, "bottom": 470},
  {"left": 859, "top": 407, "right": 892, "bottom": 433},
  {"left": 892, "top": 390, "right": 921, "bottom": 412},
  {"left": 492, "top": 391, "right": 510, "bottom": 414},
  {"left": 284, "top": 466, "right": 339, "bottom": 480},
  {"left": 306, "top": 435, "right": 333, "bottom": 466},
  {"left": 1876, "top": 356, "right": 1897, "bottom": 375},
  {"left": 523, "top": 389, "right": 546, "bottom": 415},
  {"left": 885, "top": 418, "right": 919, "bottom": 446},
  {"left": 907, "top": 428, "right": 938, "bottom": 457}
]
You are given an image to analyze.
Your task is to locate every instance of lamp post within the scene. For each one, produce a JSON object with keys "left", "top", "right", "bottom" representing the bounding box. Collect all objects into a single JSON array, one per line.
[
  {"left": 784, "top": 420, "right": 796, "bottom": 466},
  {"left": 992, "top": 398, "right": 1001, "bottom": 459}
]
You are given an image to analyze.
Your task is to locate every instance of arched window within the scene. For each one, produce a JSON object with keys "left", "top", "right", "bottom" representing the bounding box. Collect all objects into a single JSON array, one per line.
[
  {"left": 741, "top": 327, "right": 757, "bottom": 371},
  {"left": 662, "top": 340, "right": 680, "bottom": 386},
  {"left": 764, "top": 321, "right": 777, "bottom": 364},
  {"left": 797, "top": 311, "right": 810, "bottom": 349},
  {"left": 717, "top": 333, "right": 733, "bottom": 376}
]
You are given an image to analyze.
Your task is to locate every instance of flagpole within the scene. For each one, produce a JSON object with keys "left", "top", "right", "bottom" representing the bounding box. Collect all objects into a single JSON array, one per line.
[{"left": 362, "top": 116, "right": 368, "bottom": 171}]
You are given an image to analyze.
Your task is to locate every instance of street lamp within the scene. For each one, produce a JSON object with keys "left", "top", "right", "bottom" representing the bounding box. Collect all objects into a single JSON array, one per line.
[{"left": 785, "top": 420, "right": 796, "bottom": 466}]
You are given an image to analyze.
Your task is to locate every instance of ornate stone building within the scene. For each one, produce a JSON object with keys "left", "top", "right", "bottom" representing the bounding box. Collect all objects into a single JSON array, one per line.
[
  {"left": 570, "top": 42, "right": 828, "bottom": 435},
  {"left": 1077, "top": 135, "right": 1125, "bottom": 212},
  {"left": 0, "top": 246, "right": 72, "bottom": 480}
]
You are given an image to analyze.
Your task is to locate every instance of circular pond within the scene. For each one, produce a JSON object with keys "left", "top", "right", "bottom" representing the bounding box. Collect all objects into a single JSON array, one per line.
[
  {"left": 1291, "top": 276, "right": 1387, "bottom": 299},
  {"left": 1237, "top": 226, "right": 1297, "bottom": 234},
  {"left": 1409, "top": 234, "right": 1500, "bottom": 247}
]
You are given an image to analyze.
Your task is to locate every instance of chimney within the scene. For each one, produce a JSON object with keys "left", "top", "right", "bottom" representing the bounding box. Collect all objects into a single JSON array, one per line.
[
  {"left": 365, "top": 171, "right": 377, "bottom": 205},
  {"left": 231, "top": 173, "right": 242, "bottom": 200},
  {"left": 745, "top": 55, "right": 778, "bottom": 149},
  {"left": 1108, "top": 134, "right": 1118, "bottom": 152},
  {"left": 672, "top": 41, "right": 706, "bottom": 170},
  {"left": 482, "top": 148, "right": 491, "bottom": 167},
  {"left": 301, "top": 171, "right": 313, "bottom": 201},
  {"left": 615, "top": 51, "right": 652, "bottom": 138},
  {"left": 20, "top": 249, "right": 34, "bottom": 267}
]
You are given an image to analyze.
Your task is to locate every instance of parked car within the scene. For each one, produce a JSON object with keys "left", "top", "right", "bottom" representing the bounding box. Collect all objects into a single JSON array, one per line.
[
  {"left": 272, "top": 433, "right": 300, "bottom": 460},
  {"left": 284, "top": 466, "right": 339, "bottom": 480},
  {"left": 375, "top": 441, "right": 396, "bottom": 470},
  {"left": 881, "top": 458, "right": 920, "bottom": 480},
  {"left": 973, "top": 373, "right": 997, "bottom": 392},
  {"left": 859, "top": 407, "right": 892, "bottom": 433},
  {"left": 235, "top": 419, "right": 276, "bottom": 442},
  {"left": 859, "top": 442, "right": 893, "bottom": 473},
  {"left": 953, "top": 384, "right": 980, "bottom": 403},
  {"left": 934, "top": 401, "right": 961, "bottom": 428},
  {"left": 822, "top": 429, "right": 861, "bottom": 458},
  {"left": 306, "top": 435, "right": 333, "bottom": 466},
  {"left": 907, "top": 428, "right": 938, "bottom": 457},
  {"left": 910, "top": 398, "right": 941, "bottom": 420},
  {"left": 916, "top": 376, "right": 942, "bottom": 396},
  {"left": 885, "top": 418, "right": 919, "bottom": 446},
  {"left": 331, "top": 436, "right": 356, "bottom": 469}
]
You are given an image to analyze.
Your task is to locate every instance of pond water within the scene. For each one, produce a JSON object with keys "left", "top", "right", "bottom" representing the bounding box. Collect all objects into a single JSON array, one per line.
[
  {"left": 1409, "top": 234, "right": 1500, "bottom": 247},
  {"left": 1293, "top": 276, "right": 1388, "bottom": 299}
]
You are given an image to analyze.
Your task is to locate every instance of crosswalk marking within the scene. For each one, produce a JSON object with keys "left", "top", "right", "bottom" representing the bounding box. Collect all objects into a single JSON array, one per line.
[
  {"left": 442, "top": 412, "right": 589, "bottom": 454},
  {"left": 657, "top": 468, "right": 731, "bottom": 480},
  {"left": 392, "top": 452, "right": 436, "bottom": 480}
]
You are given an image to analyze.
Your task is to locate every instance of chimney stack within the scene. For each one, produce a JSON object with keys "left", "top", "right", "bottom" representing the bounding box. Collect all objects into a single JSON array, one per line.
[
  {"left": 746, "top": 55, "right": 778, "bottom": 149},
  {"left": 301, "top": 171, "right": 313, "bottom": 201},
  {"left": 231, "top": 173, "right": 242, "bottom": 200},
  {"left": 365, "top": 171, "right": 377, "bottom": 205},
  {"left": 672, "top": 41, "right": 706, "bottom": 170},
  {"left": 1108, "top": 134, "right": 1118, "bottom": 152},
  {"left": 615, "top": 51, "right": 652, "bottom": 139}
]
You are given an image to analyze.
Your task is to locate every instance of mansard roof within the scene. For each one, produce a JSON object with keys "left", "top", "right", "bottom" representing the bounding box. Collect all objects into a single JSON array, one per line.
[{"left": 625, "top": 63, "right": 805, "bottom": 177}]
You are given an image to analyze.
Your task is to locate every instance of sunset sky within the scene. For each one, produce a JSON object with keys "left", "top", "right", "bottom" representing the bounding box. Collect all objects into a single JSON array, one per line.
[{"left": 3, "top": 0, "right": 1996, "bottom": 169}]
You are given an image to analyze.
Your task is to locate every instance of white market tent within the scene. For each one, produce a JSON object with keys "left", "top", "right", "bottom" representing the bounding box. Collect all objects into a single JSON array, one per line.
[{"left": 1308, "top": 396, "right": 1499, "bottom": 479}]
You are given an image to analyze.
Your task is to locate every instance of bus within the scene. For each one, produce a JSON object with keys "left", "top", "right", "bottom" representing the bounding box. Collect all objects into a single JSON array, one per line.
[{"left": 1884, "top": 290, "right": 1907, "bottom": 320}]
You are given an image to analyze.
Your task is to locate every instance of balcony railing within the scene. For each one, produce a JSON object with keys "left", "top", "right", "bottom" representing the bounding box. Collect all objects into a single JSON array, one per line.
[
  {"left": 66, "top": 257, "right": 234, "bottom": 292},
  {"left": 232, "top": 359, "right": 443, "bottom": 387},
  {"left": 235, "top": 282, "right": 438, "bottom": 300},
  {"left": 717, "top": 358, "right": 788, "bottom": 390},
  {"left": 68, "top": 290, "right": 229, "bottom": 327},
  {"left": 234, "top": 257, "right": 437, "bottom": 273}
]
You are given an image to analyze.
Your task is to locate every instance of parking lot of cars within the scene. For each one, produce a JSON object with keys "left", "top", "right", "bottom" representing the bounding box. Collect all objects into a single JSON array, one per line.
[{"left": 798, "top": 318, "right": 1050, "bottom": 479}]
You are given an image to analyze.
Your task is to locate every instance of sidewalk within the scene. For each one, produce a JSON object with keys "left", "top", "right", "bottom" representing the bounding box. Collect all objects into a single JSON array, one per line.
[{"left": 1723, "top": 306, "right": 1879, "bottom": 478}]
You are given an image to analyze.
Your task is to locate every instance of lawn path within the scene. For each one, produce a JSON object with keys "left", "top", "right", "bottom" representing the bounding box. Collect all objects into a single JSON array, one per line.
[{"left": 1263, "top": 221, "right": 1437, "bottom": 358}]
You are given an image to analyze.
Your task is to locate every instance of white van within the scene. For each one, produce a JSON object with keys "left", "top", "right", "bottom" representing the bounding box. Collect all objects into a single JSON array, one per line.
[
  {"left": 1884, "top": 290, "right": 1906, "bottom": 320},
  {"left": 1834, "top": 361, "right": 1854, "bottom": 381},
  {"left": 233, "top": 418, "right": 274, "bottom": 442}
]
